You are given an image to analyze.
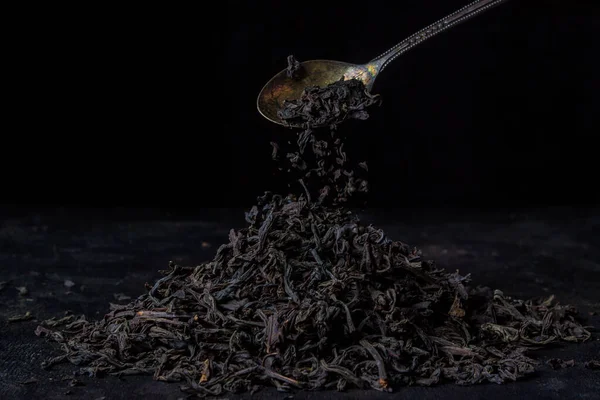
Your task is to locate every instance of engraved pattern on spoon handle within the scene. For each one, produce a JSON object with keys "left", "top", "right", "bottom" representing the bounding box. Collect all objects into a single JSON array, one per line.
[{"left": 371, "top": 0, "right": 509, "bottom": 72}]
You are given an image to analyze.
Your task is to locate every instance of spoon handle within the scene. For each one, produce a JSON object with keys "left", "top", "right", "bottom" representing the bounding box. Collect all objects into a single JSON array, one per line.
[{"left": 370, "top": 0, "right": 510, "bottom": 73}]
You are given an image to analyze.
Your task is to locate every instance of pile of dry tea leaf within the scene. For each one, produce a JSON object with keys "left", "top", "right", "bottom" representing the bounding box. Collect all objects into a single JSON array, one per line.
[{"left": 35, "top": 196, "right": 592, "bottom": 397}]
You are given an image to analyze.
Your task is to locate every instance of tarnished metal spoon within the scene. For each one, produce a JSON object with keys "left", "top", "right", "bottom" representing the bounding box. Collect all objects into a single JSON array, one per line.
[{"left": 257, "top": 0, "right": 509, "bottom": 127}]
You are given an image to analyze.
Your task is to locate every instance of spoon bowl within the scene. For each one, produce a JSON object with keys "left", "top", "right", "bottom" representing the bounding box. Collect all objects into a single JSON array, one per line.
[
  {"left": 257, "top": 60, "right": 379, "bottom": 127},
  {"left": 256, "top": 0, "right": 509, "bottom": 127}
]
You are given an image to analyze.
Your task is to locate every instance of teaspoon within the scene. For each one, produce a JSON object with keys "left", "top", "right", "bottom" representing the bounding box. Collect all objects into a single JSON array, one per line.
[{"left": 257, "top": 0, "right": 510, "bottom": 127}]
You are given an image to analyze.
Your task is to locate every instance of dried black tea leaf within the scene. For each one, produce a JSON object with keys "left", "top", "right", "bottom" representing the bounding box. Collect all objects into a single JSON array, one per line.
[
  {"left": 273, "top": 78, "right": 377, "bottom": 207},
  {"left": 585, "top": 360, "right": 600, "bottom": 370},
  {"left": 277, "top": 78, "right": 381, "bottom": 130},
  {"left": 546, "top": 358, "right": 575, "bottom": 370},
  {"left": 113, "top": 293, "right": 131, "bottom": 301},
  {"left": 286, "top": 55, "right": 302, "bottom": 79},
  {"left": 8, "top": 311, "right": 34, "bottom": 323},
  {"left": 18, "top": 377, "right": 38, "bottom": 385},
  {"left": 35, "top": 202, "right": 593, "bottom": 397},
  {"left": 36, "top": 54, "right": 594, "bottom": 399}
]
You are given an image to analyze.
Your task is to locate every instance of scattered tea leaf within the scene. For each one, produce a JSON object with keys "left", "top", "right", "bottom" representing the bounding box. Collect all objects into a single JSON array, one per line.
[
  {"left": 113, "top": 293, "right": 131, "bottom": 301},
  {"left": 18, "top": 377, "right": 38, "bottom": 385},
  {"left": 8, "top": 311, "right": 34, "bottom": 323},
  {"left": 68, "top": 378, "right": 85, "bottom": 387},
  {"left": 584, "top": 360, "right": 600, "bottom": 370},
  {"left": 546, "top": 358, "right": 575, "bottom": 370}
]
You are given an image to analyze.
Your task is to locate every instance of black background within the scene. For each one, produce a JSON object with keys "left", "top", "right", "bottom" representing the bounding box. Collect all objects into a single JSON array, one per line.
[
  {"left": 2, "top": 3, "right": 600, "bottom": 398},
  {"left": 4, "top": 0, "right": 598, "bottom": 212}
]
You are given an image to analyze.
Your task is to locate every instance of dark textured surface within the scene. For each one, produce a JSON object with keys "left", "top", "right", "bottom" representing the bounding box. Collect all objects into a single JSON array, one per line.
[{"left": 1, "top": 207, "right": 599, "bottom": 399}]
